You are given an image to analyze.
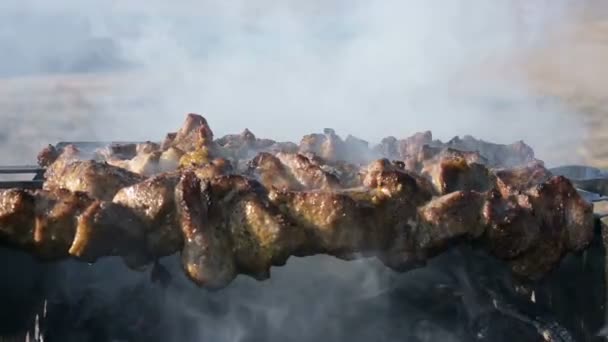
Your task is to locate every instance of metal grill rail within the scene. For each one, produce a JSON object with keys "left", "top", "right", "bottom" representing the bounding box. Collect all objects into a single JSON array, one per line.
[{"left": 0, "top": 166, "right": 45, "bottom": 189}]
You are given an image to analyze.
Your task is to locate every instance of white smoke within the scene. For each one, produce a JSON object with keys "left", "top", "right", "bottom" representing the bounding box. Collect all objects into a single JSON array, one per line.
[
  {"left": 0, "top": 1, "right": 602, "bottom": 341},
  {"left": 0, "top": 0, "right": 593, "bottom": 165},
  {"left": 83, "top": 0, "right": 583, "bottom": 166}
]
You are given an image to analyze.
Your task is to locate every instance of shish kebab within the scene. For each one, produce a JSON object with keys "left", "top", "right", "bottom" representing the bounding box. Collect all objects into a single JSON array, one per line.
[{"left": 0, "top": 114, "right": 595, "bottom": 289}]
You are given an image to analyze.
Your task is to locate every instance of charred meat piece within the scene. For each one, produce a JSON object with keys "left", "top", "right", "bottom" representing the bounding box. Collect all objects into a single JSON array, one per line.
[
  {"left": 494, "top": 161, "right": 552, "bottom": 196},
  {"left": 113, "top": 173, "right": 183, "bottom": 258},
  {"left": 216, "top": 128, "right": 257, "bottom": 149},
  {"left": 176, "top": 172, "right": 237, "bottom": 289},
  {"left": 248, "top": 152, "right": 343, "bottom": 191},
  {"left": 415, "top": 191, "right": 487, "bottom": 256},
  {"left": 371, "top": 131, "right": 536, "bottom": 170},
  {"left": 275, "top": 153, "right": 340, "bottom": 190},
  {"left": 421, "top": 149, "right": 495, "bottom": 194},
  {"left": 170, "top": 113, "right": 215, "bottom": 152},
  {"left": 192, "top": 158, "right": 233, "bottom": 180},
  {"left": 402, "top": 145, "right": 487, "bottom": 175},
  {"left": 69, "top": 200, "right": 148, "bottom": 267},
  {"left": 41, "top": 144, "right": 81, "bottom": 168},
  {"left": 37, "top": 143, "right": 91, "bottom": 168},
  {"left": 247, "top": 152, "right": 301, "bottom": 190},
  {"left": 162, "top": 114, "right": 218, "bottom": 169},
  {"left": 216, "top": 128, "right": 276, "bottom": 160},
  {"left": 482, "top": 189, "right": 540, "bottom": 260},
  {"left": 0, "top": 189, "right": 90, "bottom": 258},
  {"left": 506, "top": 176, "right": 594, "bottom": 279},
  {"left": 362, "top": 159, "right": 435, "bottom": 203},
  {"left": 44, "top": 160, "right": 145, "bottom": 200},
  {"left": 37, "top": 144, "right": 61, "bottom": 168},
  {"left": 0, "top": 189, "right": 147, "bottom": 268},
  {"left": 445, "top": 135, "right": 536, "bottom": 168}
]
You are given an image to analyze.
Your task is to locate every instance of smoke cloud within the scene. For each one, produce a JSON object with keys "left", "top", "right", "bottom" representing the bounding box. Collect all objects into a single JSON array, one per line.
[
  {"left": 0, "top": 1, "right": 603, "bottom": 341},
  {"left": 0, "top": 0, "right": 595, "bottom": 165}
]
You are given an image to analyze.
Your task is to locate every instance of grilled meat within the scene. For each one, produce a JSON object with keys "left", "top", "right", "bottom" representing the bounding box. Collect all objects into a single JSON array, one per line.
[
  {"left": 44, "top": 159, "right": 145, "bottom": 201},
  {"left": 0, "top": 188, "right": 147, "bottom": 267},
  {"left": 11, "top": 113, "right": 594, "bottom": 289},
  {"left": 371, "top": 131, "right": 533, "bottom": 169},
  {"left": 0, "top": 167, "right": 594, "bottom": 289},
  {"left": 248, "top": 152, "right": 342, "bottom": 191},
  {"left": 112, "top": 173, "right": 183, "bottom": 258},
  {"left": 445, "top": 136, "right": 536, "bottom": 168},
  {"left": 38, "top": 113, "right": 541, "bottom": 181},
  {"left": 420, "top": 149, "right": 495, "bottom": 194},
  {"left": 37, "top": 144, "right": 61, "bottom": 168}
]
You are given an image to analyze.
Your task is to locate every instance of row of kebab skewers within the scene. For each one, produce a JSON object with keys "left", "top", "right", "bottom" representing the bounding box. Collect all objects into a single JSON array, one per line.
[{"left": 0, "top": 114, "right": 595, "bottom": 289}]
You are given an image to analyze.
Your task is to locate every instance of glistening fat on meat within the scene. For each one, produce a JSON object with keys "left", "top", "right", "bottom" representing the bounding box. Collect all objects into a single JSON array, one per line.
[{"left": 0, "top": 113, "right": 594, "bottom": 289}]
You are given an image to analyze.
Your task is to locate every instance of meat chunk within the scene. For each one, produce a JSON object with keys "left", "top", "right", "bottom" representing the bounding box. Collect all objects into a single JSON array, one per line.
[
  {"left": 369, "top": 131, "right": 537, "bottom": 169},
  {"left": 482, "top": 189, "right": 540, "bottom": 260},
  {"left": 176, "top": 172, "right": 237, "bottom": 289},
  {"left": 37, "top": 144, "right": 61, "bottom": 168},
  {"left": 247, "top": 152, "right": 301, "bottom": 190},
  {"left": 444, "top": 135, "right": 536, "bottom": 168},
  {"left": 247, "top": 152, "right": 343, "bottom": 190},
  {"left": 44, "top": 160, "right": 144, "bottom": 200},
  {"left": 494, "top": 161, "right": 552, "bottom": 196},
  {"left": 299, "top": 129, "right": 347, "bottom": 162},
  {"left": 70, "top": 200, "right": 147, "bottom": 267},
  {"left": 0, "top": 189, "right": 87, "bottom": 258},
  {"left": 505, "top": 176, "right": 594, "bottom": 279},
  {"left": 216, "top": 128, "right": 276, "bottom": 160},
  {"left": 183, "top": 174, "right": 306, "bottom": 287},
  {"left": 171, "top": 113, "right": 215, "bottom": 152},
  {"left": 362, "top": 159, "right": 435, "bottom": 203},
  {"left": 113, "top": 173, "right": 183, "bottom": 257},
  {"left": 421, "top": 150, "right": 495, "bottom": 194},
  {"left": 0, "top": 189, "right": 147, "bottom": 267},
  {"left": 275, "top": 153, "right": 340, "bottom": 190},
  {"left": 415, "top": 191, "right": 486, "bottom": 257}
]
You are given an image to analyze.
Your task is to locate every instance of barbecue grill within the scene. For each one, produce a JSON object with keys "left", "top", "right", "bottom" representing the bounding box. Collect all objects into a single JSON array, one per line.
[{"left": 2, "top": 136, "right": 608, "bottom": 342}]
